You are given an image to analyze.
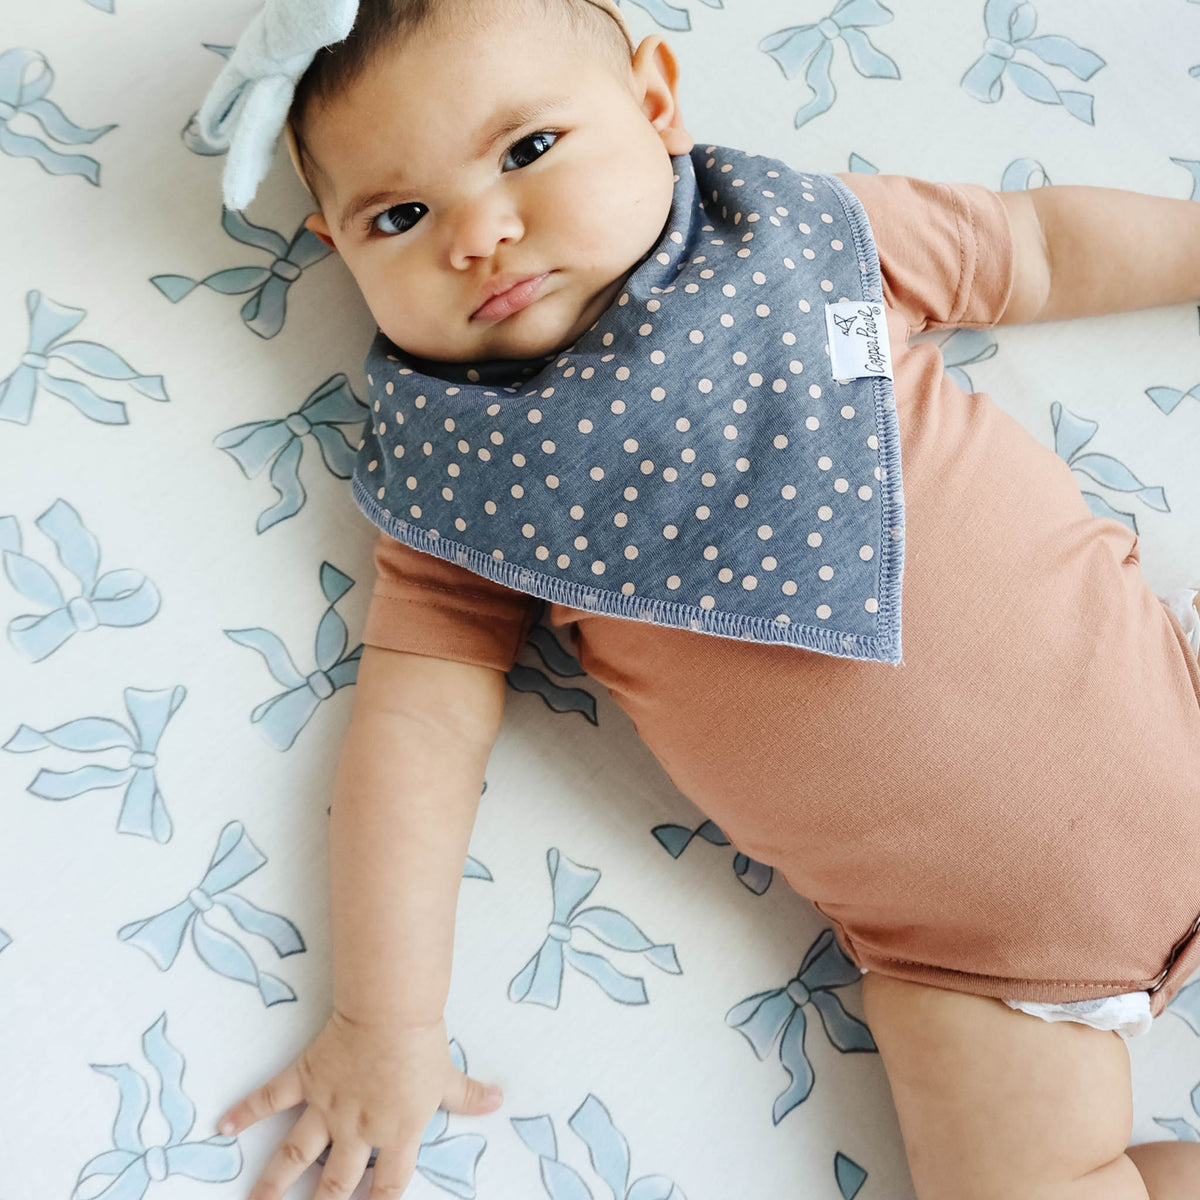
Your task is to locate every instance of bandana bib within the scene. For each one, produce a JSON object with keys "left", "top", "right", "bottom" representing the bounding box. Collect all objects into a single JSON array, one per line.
[{"left": 352, "top": 144, "right": 905, "bottom": 663}]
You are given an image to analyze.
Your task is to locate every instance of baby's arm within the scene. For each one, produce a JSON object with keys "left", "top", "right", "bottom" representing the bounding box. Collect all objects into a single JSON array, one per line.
[
  {"left": 996, "top": 186, "right": 1200, "bottom": 325},
  {"left": 329, "top": 645, "right": 507, "bottom": 1026},
  {"left": 218, "top": 645, "right": 508, "bottom": 1198}
]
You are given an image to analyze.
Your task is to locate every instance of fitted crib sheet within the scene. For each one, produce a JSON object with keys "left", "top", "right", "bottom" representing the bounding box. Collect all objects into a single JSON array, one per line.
[{"left": 3, "top": 2, "right": 1200, "bottom": 1198}]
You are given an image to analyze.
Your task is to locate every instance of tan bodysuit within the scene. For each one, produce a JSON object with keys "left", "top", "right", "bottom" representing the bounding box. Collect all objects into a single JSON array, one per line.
[{"left": 360, "top": 173, "right": 1200, "bottom": 1017}]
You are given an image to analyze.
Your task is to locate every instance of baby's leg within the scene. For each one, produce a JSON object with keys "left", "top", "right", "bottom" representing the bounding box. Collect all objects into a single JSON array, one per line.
[{"left": 860, "top": 971, "right": 1198, "bottom": 1199}]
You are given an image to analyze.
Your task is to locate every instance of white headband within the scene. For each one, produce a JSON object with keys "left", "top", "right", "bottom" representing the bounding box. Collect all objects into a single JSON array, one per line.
[{"left": 195, "top": 0, "right": 636, "bottom": 211}]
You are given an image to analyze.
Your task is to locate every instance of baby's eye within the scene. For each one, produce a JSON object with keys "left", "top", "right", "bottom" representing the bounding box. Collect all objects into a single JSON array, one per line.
[
  {"left": 371, "top": 202, "right": 427, "bottom": 237},
  {"left": 503, "top": 130, "right": 559, "bottom": 171}
]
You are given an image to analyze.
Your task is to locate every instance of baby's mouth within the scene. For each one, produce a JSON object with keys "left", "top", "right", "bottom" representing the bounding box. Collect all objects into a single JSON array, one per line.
[{"left": 471, "top": 272, "right": 554, "bottom": 322}]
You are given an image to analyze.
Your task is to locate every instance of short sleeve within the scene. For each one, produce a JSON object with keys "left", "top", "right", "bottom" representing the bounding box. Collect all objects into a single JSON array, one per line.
[
  {"left": 834, "top": 173, "right": 1016, "bottom": 336},
  {"left": 362, "top": 531, "right": 538, "bottom": 672}
]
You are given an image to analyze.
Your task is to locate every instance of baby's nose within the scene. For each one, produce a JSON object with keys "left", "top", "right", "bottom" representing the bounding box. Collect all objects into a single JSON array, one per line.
[{"left": 447, "top": 198, "right": 525, "bottom": 267}]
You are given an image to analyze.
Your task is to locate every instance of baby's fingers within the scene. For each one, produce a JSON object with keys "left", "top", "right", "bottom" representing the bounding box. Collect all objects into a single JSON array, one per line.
[
  {"left": 218, "top": 1065, "right": 303, "bottom": 1136},
  {"left": 367, "top": 1139, "right": 424, "bottom": 1200},
  {"left": 245, "top": 1106, "right": 330, "bottom": 1200},
  {"left": 311, "top": 1135, "right": 373, "bottom": 1200}
]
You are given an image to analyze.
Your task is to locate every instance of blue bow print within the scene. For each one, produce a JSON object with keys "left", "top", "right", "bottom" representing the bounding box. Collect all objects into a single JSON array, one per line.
[
  {"left": 463, "top": 855, "right": 492, "bottom": 881},
  {"left": 1176, "top": 157, "right": 1200, "bottom": 200},
  {"left": 316, "top": 1039, "right": 487, "bottom": 1189},
  {"left": 215, "top": 374, "right": 367, "bottom": 532},
  {"left": 509, "top": 848, "right": 681, "bottom": 1008},
  {"left": 0, "top": 928, "right": 9, "bottom": 952},
  {"left": 621, "top": 0, "right": 721, "bottom": 35},
  {"left": 1051, "top": 402, "right": 1169, "bottom": 534},
  {"left": 726, "top": 928, "right": 876, "bottom": 1125},
  {"left": 4, "top": 685, "right": 186, "bottom": 844},
  {"left": 761, "top": 0, "right": 899, "bottom": 130},
  {"left": 71, "top": 1013, "right": 242, "bottom": 1200},
  {"left": 1001, "top": 157, "right": 1053, "bottom": 191},
  {"left": 652, "top": 818, "right": 774, "bottom": 895},
  {"left": 1147, "top": 380, "right": 1200, "bottom": 417},
  {"left": 923, "top": 327, "right": 999, "bottom": 396},
  {"left": 118, "top": 821, "right": 305, "bottom": 1006},
  {"left": 181, "top": 45, "right": 234, "bottom": 157},
  {"left": 961, "top": 0, "right": 1105, "bottom": 124},
  {"left": 0, "top": 48, "right": 115, "bottom": 185},
  {"left": 513, "top": 1094, "right": 686, "bottom": 1200},
  {"left": 151, "top": 210, "right": 330, "bottom": 339},
  {"left": 1144, "top": 1106, "right": 1200, "bottom": 1149},
  {"left": 84, "top": 0, "right": 114, "bottom": 10},
  {"left": 506, "top": 665, "right": 599, "bottom": 723},
  {"left": 225, "top": 561, "right": 363, "bottom": 751},
  {"left": 507, "top": 623, "right": 600, "bottom": 722},
  {"left": 1, "top": 500, "right": 161, "bottom": 662},
  {"left": 0, "top": 290, "right": 168, "bottom": 425}
]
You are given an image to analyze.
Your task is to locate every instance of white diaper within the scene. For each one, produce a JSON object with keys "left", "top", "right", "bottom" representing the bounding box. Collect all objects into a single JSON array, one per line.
[
  {"left": 1003, "top": 991, "right": 1154, "bottom": 1040},
  {"left": 1163, "top": 586, "right": 1200, "bottom": 656},
  {"left": 858, "top": 969, "right": 1155, "bottom": 1040}
]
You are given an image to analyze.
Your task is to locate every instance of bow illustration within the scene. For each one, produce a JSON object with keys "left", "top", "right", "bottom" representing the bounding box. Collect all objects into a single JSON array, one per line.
[
  {"left": 0, "top": 47, "right": 115, "bottom": 185},
  {"left": 151, "top": 209, "right": 330, "bottom": 339},
  {"left": 72, "top": 1014, "right": 242, "bottom": 1199},
  {"left": 726, "top": 927, "right": 876, "bottom": 1125},
  {"left": 921, "top": 327, "right": 999, "bottom": 396},
  {"left": 652, "top": 818, "right": 774, "bottom": 895},
  {"left": 1, "top": 500, "right": 161, "bottom": 662},
  {"left": 513, "top": 1093, "right": 686, "bottom": 1200},
  {"left": 506, "top": 622, "right": 600, "bottom": 722},
  {"left": 5, "top": 685, "right": 186, "bottom": 843},
  {"left": 961, "top": 0, "right": 1105, "bottom": 124},
  {"left": 509, "top": 848, "right": 681, "bottom": 1008},
  {"left": 118, "top": 821, "right": 305, "bottom": 1006},
  {"left": 0, "top": 290, "right": 168, "bottom": 425},
  {"left": 1173, "top": 157, "right": 1200, "bottom": 200},
  {"left": 1051, "top": 402, "right": 1170, "bottom": 534},
  {"left": 760, "top": 0, "right": 899, "bottom": 130},
  {"left": 622, "top": 0, "right": 722, "bottom": 35},
  {"left": 215, "top": 374, "right": 367, "bottom": 532},
  {"left": 181, "top": 45, "right": 234, "bottom": 157},
  {"left": 1146, "top": 380, "right": 1200, "bottom": 417},
  {"left": 225, "top": 562, "right": 363, "bottom": 751}
]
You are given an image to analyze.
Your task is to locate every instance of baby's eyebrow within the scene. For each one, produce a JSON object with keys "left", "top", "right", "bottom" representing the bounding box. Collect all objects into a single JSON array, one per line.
[{"left": 338, "top": 94, "right": 572, "bottom": 234}]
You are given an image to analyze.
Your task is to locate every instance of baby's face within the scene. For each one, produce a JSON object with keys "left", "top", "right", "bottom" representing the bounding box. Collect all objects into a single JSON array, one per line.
[{"left": 303, "top": 16, "right": 694, "bottom": 364}]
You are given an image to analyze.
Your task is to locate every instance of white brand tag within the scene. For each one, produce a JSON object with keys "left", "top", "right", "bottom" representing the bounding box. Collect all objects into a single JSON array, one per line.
[{"left": 824, "top": 300, "right": 894, "bottom": 381}]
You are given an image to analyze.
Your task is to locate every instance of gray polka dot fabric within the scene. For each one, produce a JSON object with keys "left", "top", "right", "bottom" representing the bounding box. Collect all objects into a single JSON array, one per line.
[{"left": 353, "top": 144, "right": 906, "bottom": 663}]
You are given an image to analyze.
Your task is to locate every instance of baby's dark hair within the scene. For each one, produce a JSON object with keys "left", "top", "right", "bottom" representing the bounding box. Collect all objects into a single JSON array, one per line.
[{"left": 288, "top": 0, "right": 632, "bottom": 196}]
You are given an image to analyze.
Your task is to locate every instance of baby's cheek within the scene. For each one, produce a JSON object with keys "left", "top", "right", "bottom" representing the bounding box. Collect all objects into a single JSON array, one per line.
[{"left": 575, "top": 197, "right": 663, "bottom": 282}]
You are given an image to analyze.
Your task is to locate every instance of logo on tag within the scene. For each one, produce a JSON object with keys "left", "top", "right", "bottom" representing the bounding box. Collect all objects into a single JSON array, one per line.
[{"left": 824, "top": 300, "right": 894, "bottom": 381}]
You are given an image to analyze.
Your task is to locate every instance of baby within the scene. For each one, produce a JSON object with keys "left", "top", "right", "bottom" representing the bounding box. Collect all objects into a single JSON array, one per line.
[{"left": 197, "top": 1, "right": 1200, "bottom": 1197}]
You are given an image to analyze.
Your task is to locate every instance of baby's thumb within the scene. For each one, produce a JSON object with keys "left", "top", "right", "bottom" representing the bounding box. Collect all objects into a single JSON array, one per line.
[{"left": 441, "top": 1067, "right": 504, "bottom": 1115}]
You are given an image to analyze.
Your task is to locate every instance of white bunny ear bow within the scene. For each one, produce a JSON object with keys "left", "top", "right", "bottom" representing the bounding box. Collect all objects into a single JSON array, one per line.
[
  {"left": 194, "top": 0, "right": 359, "bottom": 211},
  {"left": 194, "top": 0, "right": 636, "bottom": 213}
]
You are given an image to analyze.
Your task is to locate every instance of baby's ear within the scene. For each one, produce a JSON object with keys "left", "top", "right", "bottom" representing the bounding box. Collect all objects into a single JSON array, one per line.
[{"left": 305, "top": 212, "right": 338, "bottom": 252}]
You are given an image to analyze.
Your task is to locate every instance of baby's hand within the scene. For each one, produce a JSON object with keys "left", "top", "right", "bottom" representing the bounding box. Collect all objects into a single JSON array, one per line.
[{"left": 216, "top": 1011, "right": 504, "bottom": 1200}]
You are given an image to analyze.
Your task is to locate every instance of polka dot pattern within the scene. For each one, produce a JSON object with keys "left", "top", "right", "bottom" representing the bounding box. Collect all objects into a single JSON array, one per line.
[{"left": 353, "top": 144, "right": 904, "bottom": 662}]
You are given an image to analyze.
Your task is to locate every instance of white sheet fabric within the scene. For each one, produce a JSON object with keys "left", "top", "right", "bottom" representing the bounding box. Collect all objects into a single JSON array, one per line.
[{"left": 4, "top": 3, "right": 1200, "bottom": 1198}]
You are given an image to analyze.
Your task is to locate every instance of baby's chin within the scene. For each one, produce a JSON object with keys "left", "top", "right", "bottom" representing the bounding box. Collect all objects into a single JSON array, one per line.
[{"left": 379, "top": 301, "right": 596, "bottom": 366}]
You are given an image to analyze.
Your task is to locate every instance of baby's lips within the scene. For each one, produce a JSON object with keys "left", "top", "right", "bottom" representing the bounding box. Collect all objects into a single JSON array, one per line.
[{"left": 471, "top": 272, "right": 553, "bottom": 321}]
